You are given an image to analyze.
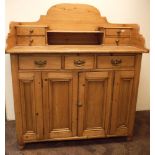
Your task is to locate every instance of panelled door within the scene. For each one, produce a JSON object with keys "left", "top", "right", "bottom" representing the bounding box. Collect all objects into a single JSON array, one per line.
[
  {"left": 42, "top": 72, "right": 78, "bottom": 139},
  {"left": 110, "top": 71, "right": 134, "bottom": 136},
  {"left": 18, "top": 72, "right": 43, "bottom": 141},
  {"left": 78, "top": 71, "right": 113, "bottom": 137}
]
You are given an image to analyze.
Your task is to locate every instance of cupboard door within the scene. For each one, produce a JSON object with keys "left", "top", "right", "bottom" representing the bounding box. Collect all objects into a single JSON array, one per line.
[
  {"left": 110, "top": 71, "right": 134, "bottom": 136},
  {"left": 42, "top": 72, "right": 78, "bottom": 139},
  {"left": 18, "top": 72, "right": 43, "bottom": 141},
  {"left": 78, "top": 72, "right": 113, "bottom": 137}
]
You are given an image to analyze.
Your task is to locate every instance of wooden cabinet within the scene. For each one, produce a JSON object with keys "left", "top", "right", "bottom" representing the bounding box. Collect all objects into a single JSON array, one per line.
[
  {"left": 11, "top": 54, "right": 141, "bottom": 149},
  {"left": 6, "top": 3, "right": 148, "bottom": 149}
]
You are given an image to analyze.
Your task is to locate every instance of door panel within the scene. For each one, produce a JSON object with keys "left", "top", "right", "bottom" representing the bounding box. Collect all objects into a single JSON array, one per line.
[
  {"left": 42, "top": 72, "right": 78, "bottom": 139},
  {"left": 78, "top": 72, "right": 113, "bottom": 137},
  {"left": 110, "top": 71, "right": 134, "bottom": 136},
  {"left": 19, "top": 72, "right": 43, "bottom": 141}
]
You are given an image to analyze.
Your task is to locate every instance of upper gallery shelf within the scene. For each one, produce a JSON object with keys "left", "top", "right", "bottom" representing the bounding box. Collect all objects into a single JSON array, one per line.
[
  {"left": 6, "top": 3, "right": 149, "bottom": 53},
  {"left": 46, "top": 30, "right": 104, "bottom": 33}
]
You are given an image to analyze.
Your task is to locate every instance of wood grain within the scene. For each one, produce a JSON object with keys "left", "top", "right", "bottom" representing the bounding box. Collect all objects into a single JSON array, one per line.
[
  {"left": 78, "top": 72, "right": 113, "bottom": 137},
  {"left": 97, "top": 55, "right": 135, "bottom": 68},
  {"left": 110, "top": 70, "right": 135, "bottom": 136},
  {"left": 42, "top": 72, "right": 78, "bottom": 139}
]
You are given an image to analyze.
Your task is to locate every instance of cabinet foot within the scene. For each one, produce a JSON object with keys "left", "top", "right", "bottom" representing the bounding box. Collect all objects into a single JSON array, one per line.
[
  {"left": 18, "top": 143, "right": 25, "bottom": 150},
  {"left": 126, "top": 136, "right": 133, "bottom": 141}
]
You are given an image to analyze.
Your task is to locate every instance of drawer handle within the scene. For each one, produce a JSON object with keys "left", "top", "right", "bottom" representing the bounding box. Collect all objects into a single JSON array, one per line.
[
  {"left": 34, "top": 60, "right": 47, "bottom": 67},
  {"left": 74, "top": 60, "right": 85, "bottom": 67},
  {"left": 30, "top": 29, "right": 34, "bottom": 34},
  {"left": 111, "top": 59, "right": 122, "bottom": 66},
  {"left": 117, "top": 30, "right": 121, "bottom": 36}
]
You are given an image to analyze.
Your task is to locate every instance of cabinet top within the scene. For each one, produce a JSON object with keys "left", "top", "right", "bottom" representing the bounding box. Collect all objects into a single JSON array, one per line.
[
  {"left": 6, "top": 3, "right": 149, "bottom": 53},
  {"left": 6, "top": 45, "right": 148, "bottom": 54}
]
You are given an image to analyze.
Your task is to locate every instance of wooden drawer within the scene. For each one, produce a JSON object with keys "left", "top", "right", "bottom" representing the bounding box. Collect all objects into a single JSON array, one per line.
[
  {"left": 65, "top": 55, "right": 94, "bottom": 69},
  {"left": 104, "top": 38, "right": 130, "bottom": 45},
  {"left": 17, "top": 36, "right": 46, "bottom": 46},
  {"left": 97, "top": 55, "right": 135, "bottom": 68},
  {"left": 105, "top": 28, "right": 131, "bottom": 37},
  {"left": 19, "top": 55, "right": 61, "bottom": 69},
  {"left": 16, "top": 27, "right": 46, "bottom": 35}
]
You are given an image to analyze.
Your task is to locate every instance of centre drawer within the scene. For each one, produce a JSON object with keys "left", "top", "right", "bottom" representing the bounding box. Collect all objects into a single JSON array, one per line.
[
  {"left": 64, "top": 55, "right": 94, "bottom": 69},
  {"left": 19, "top": 55, "right": 61, "bottom": 70}
]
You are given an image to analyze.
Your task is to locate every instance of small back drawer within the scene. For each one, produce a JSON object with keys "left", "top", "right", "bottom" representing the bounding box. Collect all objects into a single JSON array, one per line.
[
  {"left": 64, "top": 55, "right": 94, "bottom": 69},
  {"left": 17, "top": 36, "right": 46, "bottom": 46},
  {"left": 97, "top": 55, "right": 135, "bottom": 68},
  {"left": 105, "top": 28, "right": 131, "bottom": 37},
  {"left": 19, "top": 55, "right": 61, "bottom": 70},
  {"left": 104, "top": 38, "right": 130, "bottom": 45},
  {"left": 16, "top": 27, "right": 46, "bottom": 35}
]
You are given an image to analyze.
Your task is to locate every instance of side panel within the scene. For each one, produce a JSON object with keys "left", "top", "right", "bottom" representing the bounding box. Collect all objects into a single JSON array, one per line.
[
  {"left": 18, "top": 72, "right": 43, "bottom": 141},
  {"left": 110, "top": 70, "right": 134, "bottom": 136}
]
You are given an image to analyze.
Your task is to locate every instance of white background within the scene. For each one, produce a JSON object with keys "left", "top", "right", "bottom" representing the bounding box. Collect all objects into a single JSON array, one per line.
[{"left": 5, "top": 0, "right": 150, "bottom": 120}]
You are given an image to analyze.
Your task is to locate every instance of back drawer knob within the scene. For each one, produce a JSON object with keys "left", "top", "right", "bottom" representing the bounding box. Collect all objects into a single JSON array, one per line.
[
  {"left": 29, "top": 39, "right": 34, "bottom": 46},
  {"left": 111, "top": 59, "right": 122, "bottom": 66},
  {"left": 34, "top": 60, "right": 47, "bottom": 67},
  {"left": 74, "top": 60, "right": 85, "bottom": 67},
  {"left": 115, "top": 39, "right": 120, "bottom": 46}
]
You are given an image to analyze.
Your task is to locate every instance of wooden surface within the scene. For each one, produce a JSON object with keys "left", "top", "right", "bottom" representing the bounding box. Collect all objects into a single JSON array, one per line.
[
  {"left": 64, "top": 55, "right": 94, "bottom": 69},
  {"left": 19, "top": 55, "right": 61, "bottom": 69},
  {"left": 97, "top": 55, "right": 135, "bottom": 68},
  {"left": 6, "top": 45, "right": 148, "bottom": 53},
  {"left": 78, "top": 72, "right": 113, "bottom": 137},
  {"left": 42, "top": 72, "right": 78, "bottom": 139},
  {"left": 18, "top": 72, "right": 43, "bottom": 141},
  {"left": 110, "top": 70, "right": 134, "bottom": 136}
]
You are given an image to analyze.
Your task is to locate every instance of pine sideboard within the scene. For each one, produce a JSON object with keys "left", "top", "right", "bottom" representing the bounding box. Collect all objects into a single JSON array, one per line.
[{"left": 6, "top": 3, "right": 149, "bottom": 149}]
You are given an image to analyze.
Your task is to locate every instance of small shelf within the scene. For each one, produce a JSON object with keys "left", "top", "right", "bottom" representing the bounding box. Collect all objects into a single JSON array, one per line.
[
  {"left": 46, "top": 30, "right": 104, "bottom": 33},
  {"left": 47, "top": 31, "right": 104, "bottom": 45}
]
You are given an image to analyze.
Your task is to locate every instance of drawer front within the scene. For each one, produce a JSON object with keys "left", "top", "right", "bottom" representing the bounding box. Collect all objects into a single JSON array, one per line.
[
  {"left": 105, "top": 28, "right": 131, "bottom": 37},
  {"left": 65, "top": 55, "right": 94, "bottom": 69},
  {"left": 19, "top": 55, "right": 61, "bottom": 69},
  {"left": 104, "top": 38, "right": 130, "bottom": 45},
  {"left": 17, "top": 36, "right": 46, "bottom": 46},
  {"left": 16, "top": 27, "right": 46, "bottom": 35},
  {"left": 97, "top": 56, "right": 135, "bottom": 68}
]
